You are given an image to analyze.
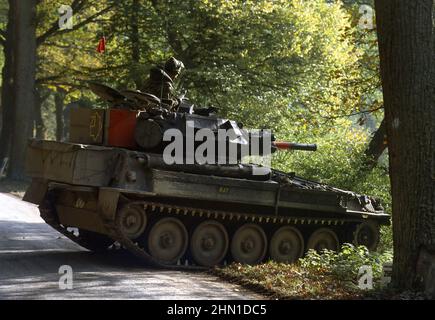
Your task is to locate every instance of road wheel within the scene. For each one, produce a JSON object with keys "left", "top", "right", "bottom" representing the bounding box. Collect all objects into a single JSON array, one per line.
[
  {"left": 353, "top": 221, "right": 380, "bottom": 251},
  {"left": 307, "top": 228, "right": 339, "bottom": 252},
  {"left": 270, "top": 226, "right": 304, "bottom": 263},
  {"left": 191, "top": 220, "right": 229, "bottom": 267},
  {"left": 230, "top": 224, "right": 267, "bottom": 265},
  {"left": 78, "top": 229, "right": 114, "bottom": 252},
  {"left": 148, "top": 218, "right": 188, "bottom": 265},
  {"left": 117, "top": 204, "right": 147, "bottom": 239}
]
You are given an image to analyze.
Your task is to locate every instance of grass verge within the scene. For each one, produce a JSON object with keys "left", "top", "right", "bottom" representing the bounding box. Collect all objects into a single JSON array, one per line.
[
  {"left": 211, "top": 244, "right": 428, "bottom": 300},
  {"left": 212, "top": 261, "right": 364, "bottom": 299}
]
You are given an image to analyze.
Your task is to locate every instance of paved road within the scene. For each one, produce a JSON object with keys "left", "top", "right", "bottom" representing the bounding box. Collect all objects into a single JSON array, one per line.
[{"left": 0, "top": 193, "right": 262, "bottom": 300}]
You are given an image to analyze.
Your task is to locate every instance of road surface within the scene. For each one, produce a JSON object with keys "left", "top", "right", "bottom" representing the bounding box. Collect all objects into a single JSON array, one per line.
[{"left": 0, "top": 193, "right": 262, "bottom": 300}]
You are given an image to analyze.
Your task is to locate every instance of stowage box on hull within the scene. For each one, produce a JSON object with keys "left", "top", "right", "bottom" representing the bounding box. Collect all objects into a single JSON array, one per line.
[
  {"left": 26, "top": 140, "right": 115, "bottom": 186},
  {"left": 69, "top": 107, "right": 138, "bottom": 148}
]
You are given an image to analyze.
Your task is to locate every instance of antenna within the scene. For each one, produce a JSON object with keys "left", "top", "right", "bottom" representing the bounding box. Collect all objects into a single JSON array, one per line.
[{"left": 160, "top": 69, "right": 164, "bottom": 107}]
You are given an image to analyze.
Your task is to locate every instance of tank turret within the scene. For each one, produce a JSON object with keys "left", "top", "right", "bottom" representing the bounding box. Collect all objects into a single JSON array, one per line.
[{"left": 88, "top": 83, "right": 317, "bottom": 164}]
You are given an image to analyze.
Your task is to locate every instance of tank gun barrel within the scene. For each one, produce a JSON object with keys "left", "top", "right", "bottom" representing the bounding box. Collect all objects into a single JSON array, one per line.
[{"left": 272, "top": 142, "right": 317, "bottom": 152}]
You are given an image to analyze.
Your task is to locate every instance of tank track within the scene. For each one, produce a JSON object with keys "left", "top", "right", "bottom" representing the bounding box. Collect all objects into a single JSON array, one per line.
[
  {"left": 39, "top": 190, "right": 369, "bottom": 270},
  {"left": 39, "top": 196, "right": 201, "bottom": 270}
]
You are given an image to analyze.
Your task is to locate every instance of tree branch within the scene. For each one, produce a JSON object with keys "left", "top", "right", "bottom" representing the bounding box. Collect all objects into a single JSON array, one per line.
[
  {"left": 363, "top": 117, "right": 387, "bottom": 170},
  {"left": 36, "top": 2, "right": 115, "bottom": 47},
  {"left": 36, "top": 0, "right": 85, "bottom": 46},
  {"left": 149, "top": 0, "right": 196, "bottom": 66},
  {"left": 321, "top": 105, "right": 384, "bottom": 120},
  {"left": 0, "top": 28, "right": 5, "bottom": 46}
]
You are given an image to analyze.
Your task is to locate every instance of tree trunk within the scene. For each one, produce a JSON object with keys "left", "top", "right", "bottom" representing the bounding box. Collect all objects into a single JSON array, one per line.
[
  {"left": 0, "top": 0, "right": 15, "bottom": 162},
  {"left": 375, "top": 0, "right": 435, "bottom": 295},
  {"left": 54, "top": 90, "right": 66, "bottom": 142},
  {"left": 34, "top": 87, "right": 48, "bottom": 139},
  {"left": 8, "top": 0, "right": 37, "bottom": 180}
]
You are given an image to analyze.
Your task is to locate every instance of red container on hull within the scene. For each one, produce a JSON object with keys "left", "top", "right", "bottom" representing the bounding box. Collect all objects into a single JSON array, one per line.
[{"left": 105, "top": 109, "right": 138, "bottom": 149}]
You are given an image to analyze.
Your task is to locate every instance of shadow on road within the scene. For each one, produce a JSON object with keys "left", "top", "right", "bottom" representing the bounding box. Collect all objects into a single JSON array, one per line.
[{"left": 0, "top": 204, "right": 261, "bottom": 300}]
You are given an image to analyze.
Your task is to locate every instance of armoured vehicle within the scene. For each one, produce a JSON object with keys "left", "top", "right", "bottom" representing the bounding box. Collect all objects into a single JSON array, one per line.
[{"left": 23, "top": 84, "right": 390, "bottom": 268}]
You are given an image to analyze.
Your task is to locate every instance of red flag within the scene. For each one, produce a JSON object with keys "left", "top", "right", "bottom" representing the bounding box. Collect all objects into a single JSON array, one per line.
[{"left": 97, "top": 36, "right": 106, "bottom": 53}]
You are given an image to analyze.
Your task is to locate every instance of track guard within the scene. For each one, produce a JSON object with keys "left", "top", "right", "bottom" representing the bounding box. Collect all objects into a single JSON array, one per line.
[{"left": 98, "top": 188, "right": 120, "bottom": 221}]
